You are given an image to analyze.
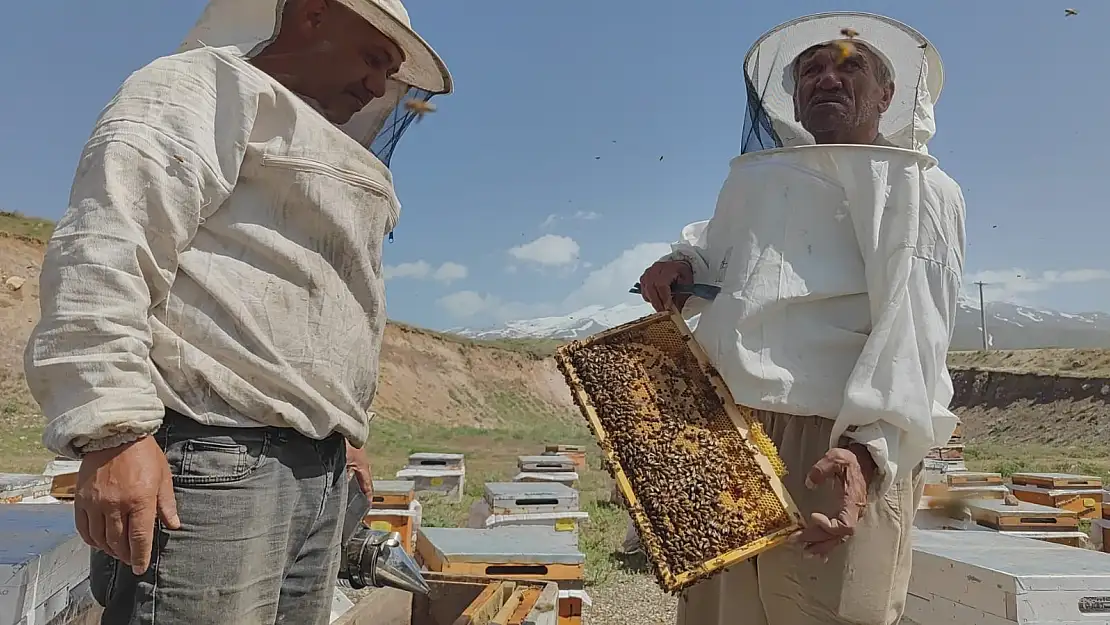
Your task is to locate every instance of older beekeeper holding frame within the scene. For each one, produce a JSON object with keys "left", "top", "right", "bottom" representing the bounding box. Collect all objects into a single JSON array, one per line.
[
  {"left": 638, "top": 12, "right": 965, "bottom": 625},
  {"left": 24, "top": 0, "right": 451, "bottom": 623}
]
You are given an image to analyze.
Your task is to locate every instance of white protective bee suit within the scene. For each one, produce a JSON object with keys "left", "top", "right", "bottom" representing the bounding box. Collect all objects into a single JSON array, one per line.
[
  {"left": 26, "top": 0, "right": 450, "bottom": 458},
  {"left": 24, "top": 1, "right": 451, "bottom": 623},
  {"left": 668, "top": 13, "right": 965, "bottom": 625}
]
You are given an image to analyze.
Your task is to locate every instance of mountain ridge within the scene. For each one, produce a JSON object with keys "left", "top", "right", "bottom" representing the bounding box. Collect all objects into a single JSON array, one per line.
[{"left": 452, "top": 296, "right": 1110, "bottom": 351}]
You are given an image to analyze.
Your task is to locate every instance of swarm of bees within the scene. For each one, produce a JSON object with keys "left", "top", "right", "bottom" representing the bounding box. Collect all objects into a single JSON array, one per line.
[
  {"left": 403, "top": 97, "right": 436, "bottom": 121},
  {"left": 560, "top": 323, "right": 792, "bottom": 588}
]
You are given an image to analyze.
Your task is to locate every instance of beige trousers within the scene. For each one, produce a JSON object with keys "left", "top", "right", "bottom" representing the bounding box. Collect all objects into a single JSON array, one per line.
[{"left": 676, "top": 412, "right": 924, "bottom": 625}]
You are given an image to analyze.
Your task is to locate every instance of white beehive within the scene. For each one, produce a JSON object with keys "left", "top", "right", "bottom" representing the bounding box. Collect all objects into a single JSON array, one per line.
[
  {"left": 513, "top": 472, "right": 579, "bottom": 489},
  {"left": 484, "top": 482, "right": 579, "bottom": 516},
  {"left": 517, "top": 454, "right": 576, "bottom": 473},
  {"left": 1, "top": 505, "right": 91, "bottom": 625},
  {"left": 907, "top": 529, "right": 1110, "bottom": 624},
  {"left": 396, "top": 453, "right": 466, "bottom": 502}
]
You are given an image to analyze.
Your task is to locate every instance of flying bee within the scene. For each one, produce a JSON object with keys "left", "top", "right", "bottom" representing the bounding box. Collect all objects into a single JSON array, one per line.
[
  {"left": 403, "top": 98, "right": 436, "bottom": 121},
  {"left": 1065, "top": 8, "right": 1078, "bottom": 16},
  {"left": 834, "top": 40, "right": 857, "bottom": 64},
  {"left": 840, "top": 27, "right": 859, "bottom": 39}
]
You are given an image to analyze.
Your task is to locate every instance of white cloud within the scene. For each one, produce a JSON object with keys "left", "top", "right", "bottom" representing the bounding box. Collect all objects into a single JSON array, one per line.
[
  {"left": 539, "top": 210, "right": 602, "bottom": 229},
  {"left": 439, "top": 240, "right": 671, "bottom": 322},
  {"left": 508, "top": 235, "right": 580, "bottom": 267},
  {"left": 433, "top": 262, "right": 468, "bottom": 283},
  {"left": 436, "top": 291, "right": 491, "bottom": 319},
  {"left": 562, "top": 242, "right": 671, "bottom": 310},
  {"left": 964, "top": 268, "right": 1110, "bottom": 306},
  {"left": 383, "top": 260, "right": 469, "bottom": 284}
]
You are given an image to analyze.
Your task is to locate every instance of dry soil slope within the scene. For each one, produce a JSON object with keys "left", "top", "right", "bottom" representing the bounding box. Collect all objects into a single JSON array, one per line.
[
  {"left": 0, "top": 213, "right": 578, "bottom": 439},
  {"left": 947, "top": 349, "right": 1110, "bottom": 447},
  {"left": 3, "top": 211, "right": 1108, "bottom": 450}
]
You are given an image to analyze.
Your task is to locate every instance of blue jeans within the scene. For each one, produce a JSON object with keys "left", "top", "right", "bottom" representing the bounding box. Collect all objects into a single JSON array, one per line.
[{"left": 90, "top": 411, "right": 347, "bottom": 625}]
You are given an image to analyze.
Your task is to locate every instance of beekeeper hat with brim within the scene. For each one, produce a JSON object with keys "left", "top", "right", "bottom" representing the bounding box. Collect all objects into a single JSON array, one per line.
[
  {"left": 741, "top": 12, "right": 943, "bottom": 155},
  {"left": 178, "top": 0, "right": 452, "bottom": 165}
]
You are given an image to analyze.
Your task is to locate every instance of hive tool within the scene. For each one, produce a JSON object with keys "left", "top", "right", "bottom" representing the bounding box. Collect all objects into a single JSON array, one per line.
[
  {"left": 338, "top": 475, "right": 430, "bottom": 595},
  {"left": 628, "top": 282, "right": 721, "bottom": 300}
]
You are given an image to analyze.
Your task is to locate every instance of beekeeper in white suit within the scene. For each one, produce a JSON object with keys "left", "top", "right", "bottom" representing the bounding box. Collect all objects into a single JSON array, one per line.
[
  {"left": 638, "top": 13, "right": 964, "bottom": 625},
  {"left": 24, "top": 0, "right": 450, "bottom": 622}
]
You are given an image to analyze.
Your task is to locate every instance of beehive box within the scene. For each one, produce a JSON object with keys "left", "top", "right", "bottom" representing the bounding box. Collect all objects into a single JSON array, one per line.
[
  {"left": 908, "top": 529, "right": 1110, "bottom": 624},
  {"left": 363, "top": 500, "right": 422, "bottom": 555},
  {"left": 411, "top": 575, "right": 559, "bottom": 625},
  {"left": 518, "top": 455, "right": 577, "bottom": 473},
  {"left": 1009, "top": 484, "right": 1103, "bottom": 519},
  {"left": 946, "top": 471, "right": 1002, "bottom": 487},
  {"left": 395, "top": 468, "right": 465, "bottom": 502},
  {"left": 997, "top": 530, "right": 1088, "bottom": 548},
  {"left": 545, "top": 445, "right": 587, "bottom": 470},
  {"left": 947, "top": 484, "right": 1010, "bottom": 500},
  {"left": 0, "top": 474, "right": 53, "bottom": 504},
  {"left": 1104, "top": 490, "right": 1110, "bottom": 521},
  {"left": 513, "top": 472, "right": 578, "bottom": 488},
  {"left": 371, "top": 479, "right": 416, "bottom": 510},
  {"left": 925, "top": 445, "right": 964, "bottom": 461},
  {"left": 1010, "top": 472, "right": 1102, "bottom": 489},
  {"left": 483, "top": 512, "right": 590, "bottom": 541},
  {"left": 407, "top": 452, "right": 465, "bottom": 469},
  {"left": 1092, "top": 519, "right": 1110, "bottom": 553},
  {"left": 1, "top": 505, "right": 91, "bottom": 625},
  {"left": 42, "top": 459, "right": 81, "bottom": 500},
  {"left": 485, "top": 482, "right": 579, "bottom": 516},
  {"left": 417, "top": 527, "right": 584, "bottom": 582},
  {"left": 966, "top": 499, "right": 1078, "bottom": 532},
  {"left": 922, "top": 458, "right": 966, "bottom": 478},
  {"left": 554, "top": 311, "right": 802, "bottom": 593}
]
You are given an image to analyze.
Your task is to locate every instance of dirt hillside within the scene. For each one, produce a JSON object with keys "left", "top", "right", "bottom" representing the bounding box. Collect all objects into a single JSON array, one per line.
[
  {"left": 2, "top": 211, "right": 1108, "bottom": 460},
  {"left": 0, "top": 213, "right": 578, "bottom": 452}
]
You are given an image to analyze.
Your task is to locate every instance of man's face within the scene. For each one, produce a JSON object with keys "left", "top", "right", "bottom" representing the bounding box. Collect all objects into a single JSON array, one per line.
[
  {"left": 258, "top": 0, "right": 405, "bottom": 124},
  {"left": 792, "top": 41, "right": 893, "bottom": 142}
]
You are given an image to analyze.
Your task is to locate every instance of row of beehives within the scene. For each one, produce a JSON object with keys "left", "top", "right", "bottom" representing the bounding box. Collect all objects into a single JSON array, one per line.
[
  {"left": 392, "top": 445, "right": 586, "bottom": 504},
  {"left": 914, "top": 468, "right": 1110, "bottom": 552},
  {"left": 365, "top": 446, "right": 591, "bottom": 624}
]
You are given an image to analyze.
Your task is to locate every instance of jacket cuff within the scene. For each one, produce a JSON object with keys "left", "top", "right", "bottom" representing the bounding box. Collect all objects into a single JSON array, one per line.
[
  {"left": 76, "top": 432, "right": 151, "bottom": 457},
  {"left": 840, "top": 422, "right": 899, "bottom": 498}
]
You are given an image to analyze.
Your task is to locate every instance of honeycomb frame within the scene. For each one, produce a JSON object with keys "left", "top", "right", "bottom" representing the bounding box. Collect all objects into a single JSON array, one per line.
[{"left": 555, "top": 311, "right": 804, "bottom": 594}]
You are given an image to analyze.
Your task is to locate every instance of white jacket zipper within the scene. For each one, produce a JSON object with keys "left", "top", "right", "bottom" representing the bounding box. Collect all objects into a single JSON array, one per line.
[{"left": 261, "top": 154, "right": 401, "bottom": 228}]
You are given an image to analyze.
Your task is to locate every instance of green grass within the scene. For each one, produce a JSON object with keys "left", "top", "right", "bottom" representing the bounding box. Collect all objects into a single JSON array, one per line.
[
  {"left": 0, "top": 370, "right": 54, "bottom": 473},
  {"left": 964, "top": 442, "right": 1110, "bottom": 481},
  {"left": 0, "top": 210, "right": 54, "bottom": 244},
  {"left": 362, "top": 417, "right": 647, "bottom": 587}
]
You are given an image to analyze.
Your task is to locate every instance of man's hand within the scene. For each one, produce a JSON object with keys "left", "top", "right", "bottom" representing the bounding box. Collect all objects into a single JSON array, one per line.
[
  {"left": 792, "top": 444, "right": 877, "bottom": 560},
  {"left": 638, "top": 260, "right": 694, "bottom": 312},
  {"left": 345, "top": 441, "right": 374, "bottom": 497},
  {"left": 75, "top": 436, "right": 180, "bottom": 575}
]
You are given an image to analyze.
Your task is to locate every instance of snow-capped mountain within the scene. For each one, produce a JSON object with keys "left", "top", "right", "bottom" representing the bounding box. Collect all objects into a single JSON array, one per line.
[{"left": 452, "top": 296, "right": 1110, "bottom": 350}]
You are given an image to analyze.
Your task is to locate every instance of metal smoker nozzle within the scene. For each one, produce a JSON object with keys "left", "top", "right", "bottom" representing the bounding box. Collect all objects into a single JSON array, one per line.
[
  {"left": 339, "top": 475, "right": 430, "bottom": 595},
  {"left": 342, "top": 527, "right": 430, "bottom": 595}
]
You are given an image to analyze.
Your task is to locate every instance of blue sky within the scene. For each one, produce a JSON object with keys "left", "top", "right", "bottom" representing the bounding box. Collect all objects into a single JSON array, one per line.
[{"left": 1, "top": 1, "right": 1107, "bottom": 331}]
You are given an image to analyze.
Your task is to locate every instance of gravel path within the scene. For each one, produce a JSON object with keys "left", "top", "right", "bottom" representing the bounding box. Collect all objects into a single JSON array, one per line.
[{"left": 584, "top": 575, "right": 677, "bottom": 625}]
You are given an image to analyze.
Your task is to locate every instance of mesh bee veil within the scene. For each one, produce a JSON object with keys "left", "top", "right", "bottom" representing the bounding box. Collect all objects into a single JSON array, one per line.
[
  {"left": 741, "top": 12, "right": 944, "bottom": 156},
  {"left": 178, "top": 0, "right": 450, "bottom": 167},
  {"left": 344, "top": 81, "right": 435, "bottom": 167}
]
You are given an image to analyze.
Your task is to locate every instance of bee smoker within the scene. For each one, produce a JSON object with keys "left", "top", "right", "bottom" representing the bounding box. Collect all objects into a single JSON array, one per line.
[{"left": 338, "top": 476, "right": 430, "bottom": 595}]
